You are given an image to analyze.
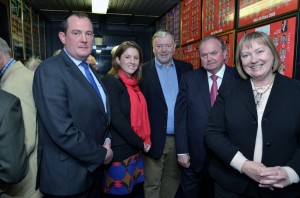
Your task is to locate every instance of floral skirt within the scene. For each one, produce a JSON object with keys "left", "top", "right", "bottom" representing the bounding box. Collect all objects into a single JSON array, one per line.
[{"left": 101, "top": 152, "right": 144, "bottom": 195}]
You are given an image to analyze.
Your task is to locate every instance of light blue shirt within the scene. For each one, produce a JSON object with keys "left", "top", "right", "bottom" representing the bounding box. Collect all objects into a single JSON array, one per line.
[
  {"left": 63, "top": 49, "right": 107, "bottom": 112},
  {"left": 155, "top": 58, "right": 178, "bottom": 134}
]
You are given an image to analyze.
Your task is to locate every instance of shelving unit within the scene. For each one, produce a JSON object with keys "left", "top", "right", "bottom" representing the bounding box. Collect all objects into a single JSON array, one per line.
[
  {"left": 157, "top": 0, "right": 299, "bottom": 77},
  {"left": 9, "top": 0, "right": 46, "bottom": 60}
]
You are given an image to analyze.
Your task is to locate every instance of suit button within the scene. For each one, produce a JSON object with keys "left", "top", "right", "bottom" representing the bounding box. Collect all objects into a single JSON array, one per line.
[
  {"left": 164, "top": 126, "right": 167, "bottom": 129},
  {"left": 266, "top": 143, "right": 271, "bottom": 147},
  {"left": 106, "top": 122, "right": 109, "bottom": 126}
]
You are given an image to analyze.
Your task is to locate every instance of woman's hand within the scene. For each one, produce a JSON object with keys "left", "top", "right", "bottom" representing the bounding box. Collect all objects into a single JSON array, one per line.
[
  {"left": 242, "top": 161, "right": 290, "bottom": 189},
  {"left": 144, "top": 143, "right": 151, "bottom": 153},
  {"left": 259, "top": 166, "right": 290, "bottom": 188},
  {"left": 103, "top": 141, "right": 113, "bottom": 165}
]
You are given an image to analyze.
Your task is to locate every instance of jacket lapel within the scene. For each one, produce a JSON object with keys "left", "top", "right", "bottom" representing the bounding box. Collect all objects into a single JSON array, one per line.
[
  {"left": 239, "top": 79, "right": 258, "bottom": 119},
  {"left": 263, "top": 74, "right": 287, "bottom": 117},
  {"left": 196, "top": 68, "right": 211, "bottom": 112},
  {"left": 61, "top": 51, "right": 108, "bottom": 115},
  {"left": 148, "top": 60, "right": 167, "bottom": 104}
]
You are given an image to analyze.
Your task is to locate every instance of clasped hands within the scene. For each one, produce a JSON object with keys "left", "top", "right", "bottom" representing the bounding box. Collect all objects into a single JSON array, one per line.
[{"left": 241, "top": 160, "right": 290, "bottom": 190}]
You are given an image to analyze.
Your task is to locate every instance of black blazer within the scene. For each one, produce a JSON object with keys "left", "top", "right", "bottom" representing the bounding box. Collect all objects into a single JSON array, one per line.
[
  {"left": 140, "top": 59, "right": 193, "bottom": 159},
  {"left": 175, "top": 66, "right": 238, "bottom": 172},
  {"left": 101, "top": 74, "right": 144, "bottom": 162},
  {"left": 205, "top": 73, "right": 300, "bottom": 195},
  {"left": 33, "top": 50, "right": 110, "bottom": 195},
  {"left": 0, "top": 90, "right": 28, "bottom": 185}
]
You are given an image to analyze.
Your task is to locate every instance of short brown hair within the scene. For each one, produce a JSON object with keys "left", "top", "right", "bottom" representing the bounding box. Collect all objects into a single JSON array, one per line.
[{"left": 60, "top": 12, "right": 92, "bottom": 33}]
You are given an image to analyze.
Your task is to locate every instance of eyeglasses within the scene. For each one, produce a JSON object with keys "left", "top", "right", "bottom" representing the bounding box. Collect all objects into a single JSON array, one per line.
[{"left": 70, "top": 30, "right": 94, "bottom": 38}]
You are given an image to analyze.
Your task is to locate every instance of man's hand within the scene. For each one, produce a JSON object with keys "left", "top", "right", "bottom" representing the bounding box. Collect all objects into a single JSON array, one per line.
[{"left": 178, "top": 154, "right": 190, "bottom": 168}]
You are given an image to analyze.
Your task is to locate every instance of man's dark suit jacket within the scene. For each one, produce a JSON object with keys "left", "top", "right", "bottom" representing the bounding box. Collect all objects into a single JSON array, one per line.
[
  {"left": 33, "top": 50, "right": 110, "bottom": 196},
  {"left": 140, "top": 59, "right": 193, "bottom": 159},
  {"left": 0, "top": 90, "right": 28, "bottom": 186},
  {"left": 175, "top": 66, "right": 238, "bottom": 172},
  {"left": 205, "top": 73, "right": 300, "bottom": 195}
]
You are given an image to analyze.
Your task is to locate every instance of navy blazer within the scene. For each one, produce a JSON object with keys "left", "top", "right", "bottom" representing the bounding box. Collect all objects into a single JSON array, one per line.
[
  {"left": 175, "top": 66, "right": 238, "bottom": 172},
  {"left": 33, "top": 50, "right": 110, "bottom": 195},
  {"left": 205, "top": 73, "right": 300, "bottom": 195},
  {"left": 140, "top": 59, "right": 193, "bottom": 159}
]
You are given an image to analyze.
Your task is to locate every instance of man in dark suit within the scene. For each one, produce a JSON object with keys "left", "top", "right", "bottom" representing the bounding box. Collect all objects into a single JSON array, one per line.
[
  {"left": 0, "top": 90, "right": 28, "bottom": 193},
  {"left": 140, "top": 29, "right": 193, "bottom": 198},
  {"left": 32, "top": 12, "right": 113, "bottom": 197},
  {"left": 175, "top": 35, "right": 238, "bottom": 197}
]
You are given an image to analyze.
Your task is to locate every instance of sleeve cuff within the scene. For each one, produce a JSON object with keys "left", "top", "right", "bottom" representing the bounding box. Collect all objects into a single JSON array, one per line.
[
  {"left": 230, "top": 151, "right": 248, "bottom": 173},
  {"left": 283, "top": 166, "right": 300, "bottom": 184},
  {"left": 177, "top": 153, "right": 189, "bottom": 156}
]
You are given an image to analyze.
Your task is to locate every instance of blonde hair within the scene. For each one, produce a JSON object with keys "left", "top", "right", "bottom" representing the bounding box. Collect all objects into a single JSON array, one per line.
[
  {"left": 87, "top": 55, "right": 97, "bottom": 66},
  {"left": 235, "top": 32, "right": 280, "bottom": 79},
  {"left": 111, "top": 45, "right": 119, "bottom": 56},
  {"left": 25, "top": 56, "right": 42, "bottom": 71},
  {"left": 53, "top": 49, "right": 61, "bottom": 56}
]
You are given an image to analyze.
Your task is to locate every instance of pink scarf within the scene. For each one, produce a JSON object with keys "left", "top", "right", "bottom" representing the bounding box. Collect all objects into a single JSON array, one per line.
[{"left": 118, "top": 70, "right": 151, "bottom": 145}]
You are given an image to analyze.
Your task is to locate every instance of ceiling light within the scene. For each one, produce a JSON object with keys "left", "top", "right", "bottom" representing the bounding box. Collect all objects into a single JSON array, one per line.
[
  {"left": 92, "top": 0, "right": 109, "bottom": 14},
  {"left": 94, "top": 37, "right": 103, "bottom": 45}
]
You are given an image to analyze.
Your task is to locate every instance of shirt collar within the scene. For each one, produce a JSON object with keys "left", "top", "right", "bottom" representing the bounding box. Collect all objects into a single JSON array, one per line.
[
  {"left": 0, "top": 58, "right": 16, "bottom": 78},
  {"left": 63, "top": 48, "right": 85, "bottom": 67},
  {"left": 207, "top": 64, "right": 226, "bottom": 79},
  {"left": 155, "top": 58, "right": 175, "bottom": 69}
]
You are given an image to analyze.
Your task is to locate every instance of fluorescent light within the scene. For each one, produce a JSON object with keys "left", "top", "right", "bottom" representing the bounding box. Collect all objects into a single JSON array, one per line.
[
  {"left": 92, "top": 0, "right": 109, "bottom": 14},
  {"left": 96, "top": 49, "right": 102, "bottom": 54},
  {"left": 94, "top": 37, "right": 103, "bottom": 45}
]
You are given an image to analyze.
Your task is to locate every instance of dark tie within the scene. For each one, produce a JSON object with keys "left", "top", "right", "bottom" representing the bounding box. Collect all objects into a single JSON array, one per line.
[
  {"left": 210, "top": 74, "right": 218, "bottom": 106},
  {"left": 81, "top": 61, "right": 102, "bottom": 97},
  {"left": 80, "top": 61, "right": 106, "bottom": 112}
]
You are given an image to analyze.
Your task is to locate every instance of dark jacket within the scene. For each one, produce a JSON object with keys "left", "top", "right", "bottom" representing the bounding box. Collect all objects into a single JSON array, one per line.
[
  {"left": 102, "top": 74, "right": 144, "bottom": 162},
  {"left": 175, "top": 66, "right": 239, "bottom": 172},
  {"left": 33, "top": 50, "right": 110, "bottom": 195},
  {"left": 205, "top": 73, "right": 300, "bottom": 195},
  {"left": 140, "top": 59, "right": 193, "bottom": 159}
]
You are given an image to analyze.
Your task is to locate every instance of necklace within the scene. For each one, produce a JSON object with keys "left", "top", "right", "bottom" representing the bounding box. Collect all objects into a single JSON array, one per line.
[{"left": 252, "top": 80, "right": 274, "bottom": 107}]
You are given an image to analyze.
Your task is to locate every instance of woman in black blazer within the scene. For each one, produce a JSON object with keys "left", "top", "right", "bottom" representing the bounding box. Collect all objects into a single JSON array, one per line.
[
  {"left": 205, "top": 32, "right": 300, "bottom": 197},
  {"left": 101, "top": 41, "right": 151, "bottom": 197}
]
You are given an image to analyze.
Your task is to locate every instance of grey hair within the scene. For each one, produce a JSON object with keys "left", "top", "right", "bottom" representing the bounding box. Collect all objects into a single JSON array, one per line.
[
  {"left": 152, "top": 29, "right": 175, "bottom": 45},
  {"left": 0, "top": 37, "right": 12, "bottom": 56},
  {"left": 197, "top": 35, "right": 227, "bottom": 52}
]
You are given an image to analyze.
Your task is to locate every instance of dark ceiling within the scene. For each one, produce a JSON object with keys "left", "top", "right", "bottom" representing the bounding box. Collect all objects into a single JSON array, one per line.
[{"left": 26, "top": 0, "right": 181, "bottom": 26}]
